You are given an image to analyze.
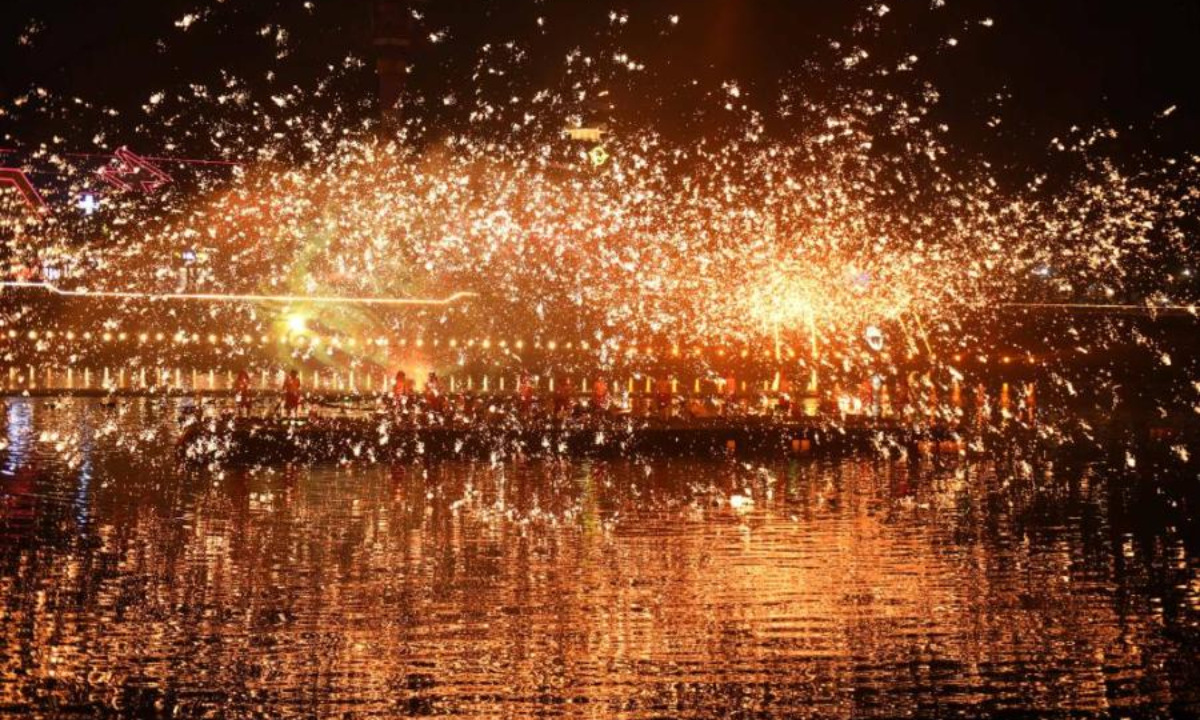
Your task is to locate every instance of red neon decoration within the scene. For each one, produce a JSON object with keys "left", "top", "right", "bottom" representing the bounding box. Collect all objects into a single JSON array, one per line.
[
  {"left": 4, "top": 147, "right": 243, "bottom": 168},
  {"left": 98, "top": 148, "right": 173, "bottom": 192},
  {"left": 0, "top": 168, "right": 46, "bottom": 209}
]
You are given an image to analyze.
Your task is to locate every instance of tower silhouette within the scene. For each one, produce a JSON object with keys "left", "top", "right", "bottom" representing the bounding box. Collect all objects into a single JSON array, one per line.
[{"left": 372, "top": 0, "right": 425, "bottom": 124}]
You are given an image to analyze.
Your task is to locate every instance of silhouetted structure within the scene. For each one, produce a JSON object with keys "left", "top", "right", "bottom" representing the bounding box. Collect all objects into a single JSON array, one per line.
[{"left": 372, "top": 0, "right": 425, "bottom": 124}]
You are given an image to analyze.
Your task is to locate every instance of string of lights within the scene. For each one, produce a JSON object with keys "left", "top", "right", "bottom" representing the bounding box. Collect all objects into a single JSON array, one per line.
[
  {"left": 0, "top": 281, "right": 478, "bottom": 307},
  {"left": 998, "top": 302, "right": 1197, "bottom": 316},
  {"left": 2, "top": 327, "right": 1040, "bottom": 365}
]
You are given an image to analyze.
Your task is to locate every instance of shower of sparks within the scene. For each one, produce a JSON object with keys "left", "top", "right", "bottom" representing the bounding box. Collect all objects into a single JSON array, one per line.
[{"left": 0, "top": 0, "right": 1195, "bottom": 453}]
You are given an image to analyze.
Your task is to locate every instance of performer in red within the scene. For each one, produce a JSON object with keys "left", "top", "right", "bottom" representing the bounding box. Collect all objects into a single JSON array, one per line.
[
  {"left": 234, "top": 369, "right": 253, "bottom": 416},
  {"left": 553, "top": 376, "right": 572, "bottom": 417},
  {"left": 723, "top": 373, "right": 738, "bottom": 416},
  {"left": 425, "top": 372, "right": 444, "bottom": 413},
  {"left": 518, "top": 372, "right": 535, "bottom": 413},
  {"left": 392, "top": 370, "right": 408, "bottom": 410},
  {"left": 592, "top": 377, "right": 609, "bottom": 412},
  {"left": 655, "top": 377, "right": 673, "bottom": 418},
  {"left": 283, "top": 369, "right": 302, "bottom": 417}
]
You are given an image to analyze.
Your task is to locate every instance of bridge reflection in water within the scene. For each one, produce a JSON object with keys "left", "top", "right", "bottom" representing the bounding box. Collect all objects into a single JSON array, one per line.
[{"left": 0, "top": 398, "right": 1196, "bottom": 718}]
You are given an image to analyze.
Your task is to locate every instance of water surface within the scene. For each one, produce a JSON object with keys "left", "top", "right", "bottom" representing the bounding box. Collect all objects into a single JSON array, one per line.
[{"left": 0, "top": 398, "right": 1197, "bottom": 718}]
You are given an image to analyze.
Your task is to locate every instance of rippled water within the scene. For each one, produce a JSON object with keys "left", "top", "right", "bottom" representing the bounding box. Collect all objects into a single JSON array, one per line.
[{"left": 0, "top": 398, "right": 1197, "bottom": 718}]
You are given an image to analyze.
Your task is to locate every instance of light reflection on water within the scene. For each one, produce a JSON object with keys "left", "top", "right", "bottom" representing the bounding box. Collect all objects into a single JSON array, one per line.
[{"left": 0, "top": 398, "right": 1196, "bottom": 718}]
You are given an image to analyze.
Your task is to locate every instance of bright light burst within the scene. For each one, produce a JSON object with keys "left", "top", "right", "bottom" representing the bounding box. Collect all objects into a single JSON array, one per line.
[{"left": 0, "top": 1, "right": 1195, "bottom": 390}]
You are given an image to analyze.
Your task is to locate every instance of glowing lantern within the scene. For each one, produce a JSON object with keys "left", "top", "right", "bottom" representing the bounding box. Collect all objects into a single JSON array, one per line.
[
  {"left": 865, "top": 325, "right": 884, "bottom": 352},
  {"left": 589, "top": 146, "right": 610, "bottom": 167}
]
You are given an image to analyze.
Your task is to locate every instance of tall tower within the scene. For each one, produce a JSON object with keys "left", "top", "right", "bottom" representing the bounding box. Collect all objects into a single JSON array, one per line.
[{"left": 372, "top": 1, "right": 423, "bottom": 124}]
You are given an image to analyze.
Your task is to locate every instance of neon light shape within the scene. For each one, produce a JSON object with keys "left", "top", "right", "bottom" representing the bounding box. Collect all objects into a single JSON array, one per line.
[
  {"left": 0, "top": 168, "right": 46, "bottom": 209},
  {"left": 98, "top": 148, "right": 173, "bottom": 193}
]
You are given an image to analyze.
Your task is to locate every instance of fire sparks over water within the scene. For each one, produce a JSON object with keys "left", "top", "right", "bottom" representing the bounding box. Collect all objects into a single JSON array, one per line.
[
  {"left": 0, "top": 7, "right": 1197, "bottom": 717},
  {"left": 0, "top": 1, "right": 1195, "bottom": 423}
]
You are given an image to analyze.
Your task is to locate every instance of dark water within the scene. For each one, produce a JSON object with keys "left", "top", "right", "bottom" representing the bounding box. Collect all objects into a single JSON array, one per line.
[{"left": 0, "top": 398, "right": 1196, "bottom": 719}]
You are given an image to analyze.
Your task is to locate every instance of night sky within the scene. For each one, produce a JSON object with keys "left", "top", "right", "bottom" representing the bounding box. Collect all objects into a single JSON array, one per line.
[{"left": 0, "top": 0, "right": 1197, "bottom": 158}]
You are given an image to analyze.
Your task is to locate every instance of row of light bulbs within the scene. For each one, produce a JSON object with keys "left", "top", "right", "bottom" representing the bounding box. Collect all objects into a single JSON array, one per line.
[
  {"left": 6, "top": 329, "right": 810, "bottom": 359},
  {"left": 3, "top": 329, "right": 1039, "bottom": 365}
]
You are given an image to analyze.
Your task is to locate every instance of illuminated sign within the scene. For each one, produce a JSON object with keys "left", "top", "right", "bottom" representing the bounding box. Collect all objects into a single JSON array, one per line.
[
  {"left": 565, "top": 128, "right": 606, "bottom": 142},
  {"left": 77, "top": 194, "right": 100, "bottom": 215}
]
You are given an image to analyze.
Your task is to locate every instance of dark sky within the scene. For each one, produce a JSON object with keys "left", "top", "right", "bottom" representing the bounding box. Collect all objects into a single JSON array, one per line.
[{"left": 0, "top": 0, "right": 1196, "bottom": 158}]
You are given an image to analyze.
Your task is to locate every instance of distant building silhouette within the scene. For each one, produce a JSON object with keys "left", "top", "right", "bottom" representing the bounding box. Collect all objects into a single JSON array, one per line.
[{"left": 372, "top": 0, "right": 425, "bottom": 125}]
